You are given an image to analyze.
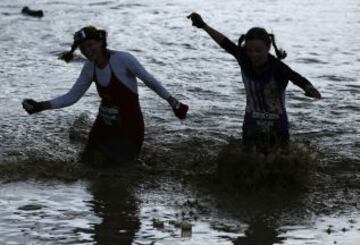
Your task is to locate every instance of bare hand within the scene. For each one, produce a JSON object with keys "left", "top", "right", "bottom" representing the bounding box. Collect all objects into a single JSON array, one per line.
[
  {"left": 167, "top": 96, "right": 189, "bottom": 120},
  {"left": 305, "top": 86, "right": 321, "bottom": 99},
  {"left": 22, "top": 99, "right": 48, "bottom": 114},
  {"left": 187, "top": 12, "right": 206, "bottom": 28}
]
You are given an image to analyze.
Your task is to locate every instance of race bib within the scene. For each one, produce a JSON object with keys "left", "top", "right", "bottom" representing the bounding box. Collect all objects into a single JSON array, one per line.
[
  {"left": 99, "top": 106, "right": 120, "bottom": 126},
  {"left": 255, "top": 120, "right": 276, "bottom": 133},
  {"left": 251, "top": 112, "right": 279, "bottom": 134}
]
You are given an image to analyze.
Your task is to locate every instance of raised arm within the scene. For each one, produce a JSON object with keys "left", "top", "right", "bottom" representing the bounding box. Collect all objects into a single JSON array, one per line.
[
  {"left": 187, "top": 12, "right": 239, "bottom": 56},
  {"left": 187, "top": 12, "right": 226, "bottom": 45}
]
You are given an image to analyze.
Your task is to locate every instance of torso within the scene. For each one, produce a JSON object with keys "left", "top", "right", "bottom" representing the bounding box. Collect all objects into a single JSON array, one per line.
[
  {"left": 238, "top": 55, "right": 286, "bottom": 115},
  {"left": 89, "top": 61, "right": 144, "bottom": 151}
]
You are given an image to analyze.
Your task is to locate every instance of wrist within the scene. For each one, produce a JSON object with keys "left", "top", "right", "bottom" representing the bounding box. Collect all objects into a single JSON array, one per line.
[
  {"left": 304, "top": 84, "right": 314, "bottom": 91},
  {"left": 39, "top": 101, "right": 51, "bottom": 111},
  {"left": 167, "top": 96, "right": 174, "bottom": 103},
  {"left": 167, "top": 96, "right": 179, "bottom": 109}
]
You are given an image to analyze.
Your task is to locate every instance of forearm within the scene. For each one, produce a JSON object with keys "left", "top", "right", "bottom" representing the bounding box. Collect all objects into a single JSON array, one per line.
[
  {"left": 188, "top": 13, "right": 227, "bottom": 46},
  {"left": 293, "top": 77, "right": 311, "bottom": 91},
  {"left": 50, "top": 66, "right": 92, "bottom": 109},
  {"left": 280, "top": 62, "right": 312, "bottom": 90},
  {"left": 49, "top": 81, "right": 91, "bottom": 109},
  {"left": 290, "top": 72, "right": 312, "bottom": 91},
  {"left": 203, "top": 25, "right": 239, "bottom": 56},
  {"left": 285, "top": 67, "right": 321, "bottom": 98},
  {"left": 143, "top": 75, "right": 171, "bottom": 100},
  {"left": 132, "top": 65, "right": 171, "bottom": 99},
  {"left": 40, "top": 101, "right": 52, "bottom": 110},
  {"left": 203, "top": 25, "right": 227, "bottom": 46},
  {"left": 125, "top": 52, "right": 171, "bottom": 100},
  {"left": 48, "top": 92, "right": 82, "bottom": 109}
]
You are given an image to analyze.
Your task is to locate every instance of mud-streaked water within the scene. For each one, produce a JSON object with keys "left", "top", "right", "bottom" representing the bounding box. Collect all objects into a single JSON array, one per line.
[{"left": 0, "top": 0, "right": 359, "bottom": 244}]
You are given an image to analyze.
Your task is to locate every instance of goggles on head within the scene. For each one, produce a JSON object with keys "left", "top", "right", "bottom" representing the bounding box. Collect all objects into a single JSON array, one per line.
[
  {"left": 74, "top": 30, "right": 87, "bottom": 43},
  {"left": 73, "top": 29, "right": 103, "bottom": 45}
]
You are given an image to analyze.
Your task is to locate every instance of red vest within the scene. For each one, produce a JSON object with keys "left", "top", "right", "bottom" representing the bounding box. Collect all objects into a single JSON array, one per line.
[{"left": 88, "top": 64, "right": 144, "bottom": 153}]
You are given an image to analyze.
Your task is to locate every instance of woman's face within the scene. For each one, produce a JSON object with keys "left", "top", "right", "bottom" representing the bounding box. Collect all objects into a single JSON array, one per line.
[
  {"left": 79, "top": 39, "right": 103, "bottom": 62},
  {"left": 245, "top": 39, "right": 270, "bottom": 67}
]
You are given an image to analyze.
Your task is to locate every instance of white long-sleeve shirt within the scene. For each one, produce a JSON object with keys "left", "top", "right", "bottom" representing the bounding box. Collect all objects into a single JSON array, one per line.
[{"left": 49, "top": 50, "right": 171, "bottom": 109}]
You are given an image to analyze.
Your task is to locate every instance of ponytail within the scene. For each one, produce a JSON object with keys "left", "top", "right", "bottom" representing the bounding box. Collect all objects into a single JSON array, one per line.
[
  {"left": 98, "top": 30, "right": 107, "bottom": 40},
  {"left": 97, "top": 29, "right": 108, "bottom": 51},
  {"left": 58, "top": 43, "right": 78, "bottom": 63},
  {"left": 58, "top": 26, "right": 108, "bottom": 63},
  {"left": 240, "top": 27, "right": 288, "bottom": 60},
  {"left": 269, "top": 34, "right": 287, "bottom": 60}
]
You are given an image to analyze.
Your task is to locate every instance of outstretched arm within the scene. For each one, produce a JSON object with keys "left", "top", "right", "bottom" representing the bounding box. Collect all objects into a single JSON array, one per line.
[
  {"left": 187, "top": 12, "right": 239, "bottom": 56},
  {"left": 124, "top": 52, "right": 189, "bottom": 119},
  {"left": 22, "top": 63, "right": 93, "bottom": 114},
  {"left": 188, "top": 12, "right": 225, "bottom": 45},
  {"left": 124, "top": 52, "right": 171, "bottom": 100}
]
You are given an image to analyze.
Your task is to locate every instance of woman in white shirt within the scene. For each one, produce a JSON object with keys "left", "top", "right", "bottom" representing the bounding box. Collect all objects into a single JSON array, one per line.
[{"left": 22, "top": 26, "right": 188, "bottom": 166}]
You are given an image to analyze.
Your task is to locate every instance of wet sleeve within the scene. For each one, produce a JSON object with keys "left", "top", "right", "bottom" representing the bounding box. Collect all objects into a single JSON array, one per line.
[
  {"left": 279, "top": 61, "right": 312, "bottom": 90},
  {"left": 219, "top": 37, "right": 239, "bottom": 57},
  {"left": 49, "top": 63, "right": 93, "bottom": 109},
  {"left": 124, "top": 52, "right": 171, "bottom": 100}
]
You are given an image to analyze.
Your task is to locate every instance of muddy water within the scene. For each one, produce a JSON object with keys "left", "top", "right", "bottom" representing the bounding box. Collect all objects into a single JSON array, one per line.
[
  {"left": 0, "top": 177, "right": 359, "bottom": 244},
  {"left": 0, "top": 0, "right": 359, "bottom": 244}
]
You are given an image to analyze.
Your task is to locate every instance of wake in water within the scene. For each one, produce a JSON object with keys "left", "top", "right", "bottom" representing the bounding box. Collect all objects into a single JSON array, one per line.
[
  {"left": 216, "top": 137, "right": 319, "bottom": 192},
  {"left": 0, "top": 112, "right": 320, "bottom": 191}
]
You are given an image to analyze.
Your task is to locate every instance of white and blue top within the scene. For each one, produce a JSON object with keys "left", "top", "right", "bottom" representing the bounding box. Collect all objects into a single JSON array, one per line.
[{"left": 49, "top": 50, "right": 171, "bottom": 109}]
